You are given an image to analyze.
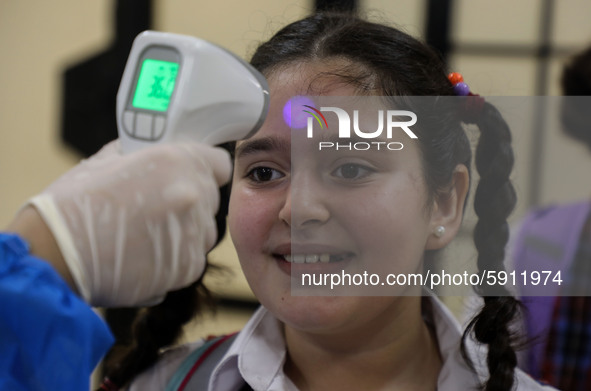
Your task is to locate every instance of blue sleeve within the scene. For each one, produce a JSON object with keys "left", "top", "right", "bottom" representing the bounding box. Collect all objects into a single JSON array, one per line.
[{"left": 0, "top": 233, "right": 115, "bottom": 391}]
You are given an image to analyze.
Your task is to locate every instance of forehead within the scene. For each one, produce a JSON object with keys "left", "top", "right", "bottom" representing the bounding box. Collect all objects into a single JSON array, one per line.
[
  {"left": 235, "top": 61, "right": 422, "bottom": 163},
  {"left": 267, "top": 60, "right": 367, "bottom": 98},
  {"left": 236, "top": 61, "right": 362, "bottom": 151}
]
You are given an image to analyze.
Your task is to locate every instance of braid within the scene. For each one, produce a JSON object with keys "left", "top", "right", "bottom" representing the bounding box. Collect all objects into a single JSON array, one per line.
[
  {"left": 98, "top": 180, "right": 231, "bottom": 390},
  {"left": 101, "top": 279, "right": 212, "bottom": 388},
  {"left": 462, "top": 102, "right": 521, "bottom": 391}
]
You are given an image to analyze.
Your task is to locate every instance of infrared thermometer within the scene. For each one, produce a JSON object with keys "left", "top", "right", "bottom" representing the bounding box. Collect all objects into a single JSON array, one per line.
[{"left": 116, "top": 31, "right": 269, "bottom": 152}]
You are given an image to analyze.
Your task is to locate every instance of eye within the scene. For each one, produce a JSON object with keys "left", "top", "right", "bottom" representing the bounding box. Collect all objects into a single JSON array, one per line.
[
  {"left": 332, "top": 163, "right": 374, "bottom": 180},
  {"left": 246, "top": 166, "right": 284, "bottom": 182}
]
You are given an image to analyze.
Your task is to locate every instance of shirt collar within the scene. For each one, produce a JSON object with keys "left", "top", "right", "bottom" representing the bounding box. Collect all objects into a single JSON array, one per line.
[
  {"left": 426, "top": 294, "right": 485, "bottom": 389},
  {"left": 210, "top": 295, "right": 484, "bottom": 391},
  {"left": 209, "top": 306, "right": 294, "bottom": 391}
]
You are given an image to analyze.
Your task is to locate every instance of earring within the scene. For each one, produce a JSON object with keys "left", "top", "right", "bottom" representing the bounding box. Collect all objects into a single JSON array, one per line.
[{"left": 434, "top": 225, "right": 445, "bottom": 238}]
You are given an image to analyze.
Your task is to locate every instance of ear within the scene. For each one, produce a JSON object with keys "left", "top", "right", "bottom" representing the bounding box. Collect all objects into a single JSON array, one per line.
[{"left": 425, "top": 164, "right": 470, "bottom": 250}]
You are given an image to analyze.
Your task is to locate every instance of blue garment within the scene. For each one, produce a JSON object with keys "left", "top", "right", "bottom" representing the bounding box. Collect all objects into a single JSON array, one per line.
[{"left": 0, "top": 233, "right": 114, "bottom": 391}]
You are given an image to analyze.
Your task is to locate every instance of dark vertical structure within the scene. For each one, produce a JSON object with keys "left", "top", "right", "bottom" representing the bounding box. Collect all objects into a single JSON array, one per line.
[
  {"left": 425, "top": 0, "right": 454, "bottom": 62},
  {"left": 528, "top": 0, "right": 555, "bottom": 207},
  {"left": 61, "top": 0, "right": 152, "bottom": 157},
  {"left": 315, "top": 0, "right": 357, "bottom": 13}
]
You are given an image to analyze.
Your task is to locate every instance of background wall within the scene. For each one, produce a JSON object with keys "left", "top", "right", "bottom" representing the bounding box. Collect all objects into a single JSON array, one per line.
[{"left": 2, "top": 0, "right": 591, "bottom": 351}]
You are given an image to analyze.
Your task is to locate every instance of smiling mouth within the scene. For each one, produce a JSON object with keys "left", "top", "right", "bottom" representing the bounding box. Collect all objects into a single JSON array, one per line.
[{"left": 278, "top": 253, "right": 354, "bottom": 264}]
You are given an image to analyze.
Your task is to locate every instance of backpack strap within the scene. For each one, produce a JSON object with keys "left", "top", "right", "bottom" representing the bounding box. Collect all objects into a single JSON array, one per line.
[{"left": 165, "top": 333, "right": 238, "bottom": 391}]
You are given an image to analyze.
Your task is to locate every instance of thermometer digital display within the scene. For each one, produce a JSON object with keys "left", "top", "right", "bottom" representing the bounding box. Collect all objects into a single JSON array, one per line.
[{"left": 132, "top": 59, "right": 179, "bottom": 111}]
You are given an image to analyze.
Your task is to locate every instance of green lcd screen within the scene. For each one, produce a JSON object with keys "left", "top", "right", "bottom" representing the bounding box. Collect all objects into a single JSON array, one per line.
[{"left": 132, "top": 59, "right": 179, "bottom": 112}]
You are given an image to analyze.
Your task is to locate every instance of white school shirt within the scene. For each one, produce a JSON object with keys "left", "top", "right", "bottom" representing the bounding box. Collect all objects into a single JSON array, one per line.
[{"left": 129, "top": 295, "right": 556, "bottom": 391}]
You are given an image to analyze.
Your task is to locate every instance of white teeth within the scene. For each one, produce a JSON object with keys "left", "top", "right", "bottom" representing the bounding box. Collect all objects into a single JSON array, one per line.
[
  {"left": 305, "top": 255, "right": 318, "bottom": 263},
  {"left": 293, "top": 255, "right": 306, "bottom": 263},
  {"left": 282, "top": 254, "right": 336, "bottom": 264}
]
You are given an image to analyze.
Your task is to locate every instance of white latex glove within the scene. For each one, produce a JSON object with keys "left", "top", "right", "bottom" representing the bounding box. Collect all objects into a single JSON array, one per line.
[{"left": 28, "top": 140, "right": 232, "bottom": 307}]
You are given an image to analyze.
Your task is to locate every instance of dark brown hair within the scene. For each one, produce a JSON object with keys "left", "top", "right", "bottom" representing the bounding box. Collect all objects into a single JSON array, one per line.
[{"left": 561, "top": 46, "right": 591, "bottom": 151}]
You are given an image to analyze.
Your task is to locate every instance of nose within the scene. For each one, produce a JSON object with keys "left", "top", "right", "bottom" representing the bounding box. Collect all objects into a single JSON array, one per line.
[{"left": 278, "top": 172, "right": 330, "bottom": 229}]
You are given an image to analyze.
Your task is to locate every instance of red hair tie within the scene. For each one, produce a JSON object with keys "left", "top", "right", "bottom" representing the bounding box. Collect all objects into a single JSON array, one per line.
[{"left": 100, "top": 377, "right": 119, "bottom": 391}]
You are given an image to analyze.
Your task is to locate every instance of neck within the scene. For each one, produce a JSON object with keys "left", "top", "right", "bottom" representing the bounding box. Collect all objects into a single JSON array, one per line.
[{"left": 283, "top": 297, "right": 441, "bottom": 391}]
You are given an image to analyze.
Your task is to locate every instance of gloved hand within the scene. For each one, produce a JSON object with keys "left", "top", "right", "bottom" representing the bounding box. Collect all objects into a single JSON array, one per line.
[{"left": 28, "top": 140, "right": 232, "bottom": 307}]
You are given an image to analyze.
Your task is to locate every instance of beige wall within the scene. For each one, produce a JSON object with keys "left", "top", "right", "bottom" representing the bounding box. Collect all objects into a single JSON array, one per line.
[{"left": 0, "top": 1, "right": 110, "bottom": 227}]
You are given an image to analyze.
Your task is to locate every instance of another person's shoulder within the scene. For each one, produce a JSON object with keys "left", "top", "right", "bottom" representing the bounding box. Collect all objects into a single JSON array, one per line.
[{"left": 523, "top": 200, "right": 590, "bottom": 224}]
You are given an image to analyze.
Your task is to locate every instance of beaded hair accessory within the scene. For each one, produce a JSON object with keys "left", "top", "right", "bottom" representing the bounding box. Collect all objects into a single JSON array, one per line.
[{"left": 448, "top": 72, "right": 485, "bottom": 123}]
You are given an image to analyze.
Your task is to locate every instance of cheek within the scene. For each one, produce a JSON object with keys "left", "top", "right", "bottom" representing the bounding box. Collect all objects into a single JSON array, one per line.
[
  {"left": 228, "top": 186, "right": 278, "bottom": 256},
  {"left": 229, "top": 190, "right": 256, "bottom": 253},
  {"left": 348, "top": 176, "right": 431, "bottom": 261}
]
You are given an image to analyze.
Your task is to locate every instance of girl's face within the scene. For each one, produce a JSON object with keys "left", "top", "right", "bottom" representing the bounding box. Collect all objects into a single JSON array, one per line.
[{"left": 228, "top": 62, "right": 462, "bottom": 336}]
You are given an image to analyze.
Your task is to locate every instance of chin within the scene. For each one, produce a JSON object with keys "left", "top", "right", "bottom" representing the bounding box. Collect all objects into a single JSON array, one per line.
[{"left": 266, "top": 295, "right": 361, "bottom": 333}]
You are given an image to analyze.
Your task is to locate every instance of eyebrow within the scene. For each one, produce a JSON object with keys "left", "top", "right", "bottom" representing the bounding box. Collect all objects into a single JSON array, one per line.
[{"left": 234, "top": 136, "right": 290, "bottom": 159}]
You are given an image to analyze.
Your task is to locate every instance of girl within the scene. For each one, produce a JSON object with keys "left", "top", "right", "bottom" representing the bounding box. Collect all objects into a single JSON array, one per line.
[{"left": 102, "top": 13, "right": 555, "bottom": 391}]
